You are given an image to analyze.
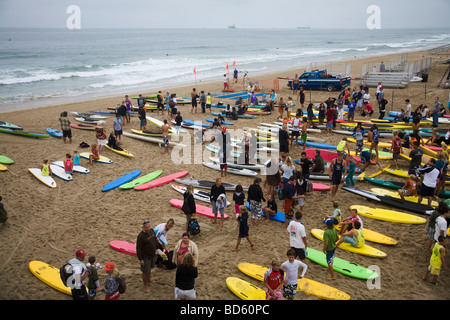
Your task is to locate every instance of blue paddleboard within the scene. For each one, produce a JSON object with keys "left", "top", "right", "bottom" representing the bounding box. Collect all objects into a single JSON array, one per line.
[
  {"left": 102, "top": 170, "right": 141, "bottom": 191},
  {"left": 297, "top": 140, "right": 337, "bottom": 150},
  {"left": 245, "top": 202, "right": 285, "bottom": 223},
  {"left": 206, "top": 118, "right": 234, "bottom": 125},
  {"left": 46, "top": 128, "right": 63, "bottom": 138},
  {"left": 183, "top": 120, "right": 210, "bottom": 128}
]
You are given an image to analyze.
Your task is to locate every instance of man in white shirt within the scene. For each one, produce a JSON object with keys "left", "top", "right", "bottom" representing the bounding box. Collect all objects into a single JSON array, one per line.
[
  {"left": 287, "top": 211, "right": 307, "bottom": 262},
  {"left": 434, "top": 210, "right": 449, "bottom": 242},
  {"left": 280, "top": 248, "right": 308, "bottom": 300},
  {"left": 417, "top": 158, "right": 440, "bottom": 206},
  {"left": 405, "top": 99, "right": 412, "bottom": 124}
]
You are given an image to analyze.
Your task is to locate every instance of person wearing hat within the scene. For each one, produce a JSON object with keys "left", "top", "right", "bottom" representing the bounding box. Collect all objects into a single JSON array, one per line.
[
  {"left": 94, "top": 120, "right": 107, "bottom": 154},
  {"left": 100, "top": 262, "right": 122, "bottom": 300},
  {"left": 67, "top": 249, "right": 90, "bottom": 300},
  {"left": 136, "top": 220, "right": 157, "bottom": 293},
  {"left": 322, "top": 218, "right": 339, "bottom": 280}
]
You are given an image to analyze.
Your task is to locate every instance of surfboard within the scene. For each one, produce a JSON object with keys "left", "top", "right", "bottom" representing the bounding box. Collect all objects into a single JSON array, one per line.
[
  {"left": 46, "top": 128, "right": 63, "bottom": 138},
  {"left": 173, "top": 178, "right": 249, "bottom": 191},
  {"left": 69, "top": 123, "right": 96, "bottom": 130},
  {"left": 0, "top": 154, "right": 14, "bottom": 164},
  {"left": 237, "top": 263, "right": 351, "bottom": 300},
  {"left": 146, "top": 116, "right": 187, "bottom": 134},
  {"left": 51, "top": 161, "right": 90, "bottom": 174},
  {"left": 0, "top": 163, "right": 7, "bottom": 171},
  {"left": 169, "top": 198, "right": 229, "bottom": 219},
  {"left": 306, "top": 248, "right": 379, "bottom": 280},
  {"left": 298, "top": 140, "right": 337, "bottom": 150},
  {"left": 202, "top": 161, "right": 258, "bottom": 176},
  {"left": 206, "top": 118, "right": 233, "bottom": 125},
  {"left": 171, "top": 184, "right": 231, "bottom": 206},
  {"left": 29, "top": 260, "right": 82, "bottom": 296},
  {"left": 134, "top": 171, "right": 189, "bottom": 190},
  {"left": 346, "top": 137, "right": 391, "bottom": 148},
  {"left": 350, "top": 205, "right": 427, "bottom": 224},
  {"left": 49, "top": 165, "right": 73, "bottom": 181},
  {"left": 245, "top": 202, "right": 285, "bottom": 223},
  {"left": 102, "top": 170, "right": 141, "bottom": 191},
  {"left": 183, "top": 120, "right": 210, "bottom": 128},
  {"left": 334, "top": 224, "right": 398, "bottom": 246},
  {"left": 0, "top": 120, "right": 22, "bottom": 130},
  {"left": 109, "top": 240, "right": 137, "bottom": 256},
  {"left": 130, "top": 129, "right": 169, "bottom": 137},
  {"left": 70, "top": 112, "right": 106, "bottom": 119},
  {"left": 28, "top": 168, "right": 57, "bottom": 188},
  {"left": 0, "top": 128, "right": 49, "bottom": 139},
  {"left": 104, "top": 144, "right": 135, "bottom": 158},
  {"left": 119, "top": 170, "right": 163, "bottom": 189},
  {"left": 208, "top": 157, "right": 266, "bottom": 171},
  {"left": 311, "top": 229, "right": 387, "bottom": 258},
  {"left": 79, "top": 152, "right": 113, "bottom": 164},
  {"left": 370, "top": 187, "right": 439, "bottom": 207},
  {"left": 205, "top": 144, "right": 264, "bottom": 160},
  {"left": 122, "top": 131, "right": 188, "bottom": 148},
  {"left": 226, "top": 277, "right": 265, "bottom": 300},
  {"left": 75, "top": 117, "right": 101, "bottom": 124}
]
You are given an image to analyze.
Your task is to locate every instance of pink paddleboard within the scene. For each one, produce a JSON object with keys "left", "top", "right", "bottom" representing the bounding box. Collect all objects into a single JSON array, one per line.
[
  {"left": 312, "top": 183, "right": 331, "bottom": 191},
  {"left": 109, "top": 240, "right": 137, "bottom": 256},
  {"left": 134, "top": 171, "right": 189, "bottom": 190},
  {"left": 170, "top": 199, "right": 229, "bottom": 219}
]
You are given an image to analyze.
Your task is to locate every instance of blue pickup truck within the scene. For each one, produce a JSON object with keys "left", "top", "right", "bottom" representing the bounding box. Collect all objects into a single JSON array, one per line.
[{"left": 287, "top": 69, "right": 351, "bottom": 92}]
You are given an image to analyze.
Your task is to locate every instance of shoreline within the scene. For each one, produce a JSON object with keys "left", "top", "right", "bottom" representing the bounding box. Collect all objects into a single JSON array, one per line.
[{"left": 0, "top": 47, "right": 439, "bottom": 115}]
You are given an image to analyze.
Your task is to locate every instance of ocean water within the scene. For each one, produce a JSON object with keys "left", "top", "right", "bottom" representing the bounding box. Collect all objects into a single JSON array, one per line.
[{"left": 0, "top": 27, "right": 449, "bottom": 111}]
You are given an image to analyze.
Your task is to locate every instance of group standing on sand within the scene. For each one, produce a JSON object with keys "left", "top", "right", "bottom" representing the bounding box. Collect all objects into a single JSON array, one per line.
[{"left": 45, "top": 75, "right": 450, "bottom": 302}]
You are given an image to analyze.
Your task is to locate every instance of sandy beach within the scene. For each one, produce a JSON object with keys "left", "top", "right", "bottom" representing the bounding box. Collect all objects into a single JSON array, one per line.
[{"left": 0, "top": 48, "right": 449, "bottom": 302}]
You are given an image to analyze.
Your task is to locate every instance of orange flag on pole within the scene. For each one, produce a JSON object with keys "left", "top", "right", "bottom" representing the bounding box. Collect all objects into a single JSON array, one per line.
[
  {"left": 226, "top": 63, "right": 229, "bottom": 74},
  {"left": 233, "top": 61, "right": 236, "bottom": 68},
  {"left": 193, "top": 67, "right": 196, "bottom": 80}
]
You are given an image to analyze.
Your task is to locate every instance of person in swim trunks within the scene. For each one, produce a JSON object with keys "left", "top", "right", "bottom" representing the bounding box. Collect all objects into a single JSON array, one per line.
[{"left": 161, "top": 119, "right": 171, "bottom": 155}]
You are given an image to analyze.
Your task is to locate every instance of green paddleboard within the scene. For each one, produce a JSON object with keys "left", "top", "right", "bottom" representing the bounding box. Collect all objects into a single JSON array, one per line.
[
  {"left": 0, "top": 154, "right": 14, "bottom": 164},
  {"left": 306, "top": 248, "right": 379, "bottom": 280},
  {"left": 119, "top": 170, "right": 163, "bottom": 189},
  {"left": 364, "top": 177, "right": 450, "bottom": 198}
]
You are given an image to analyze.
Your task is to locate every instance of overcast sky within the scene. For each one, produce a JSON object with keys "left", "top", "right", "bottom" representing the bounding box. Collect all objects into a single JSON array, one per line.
[{"left": 1, "top": 0, "right": 449, "bottom": 29}]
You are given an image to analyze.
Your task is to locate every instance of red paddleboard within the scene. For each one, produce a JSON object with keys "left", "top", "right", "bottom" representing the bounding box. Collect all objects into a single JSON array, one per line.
[
  {"left": 312, "top": 183, "right": 331, "bottom": 191},
  {"left": 169, "top": 199, "right": 229, "bottom": 219},
  {"left": 109, "top": 240, "right": 137, "bottom": 256},
  {"left": 134, "top": 171, "right": 189, "bottom": 190}
]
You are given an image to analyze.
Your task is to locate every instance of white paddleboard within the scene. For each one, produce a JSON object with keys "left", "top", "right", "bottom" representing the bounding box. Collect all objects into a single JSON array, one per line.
[
  {"left": 122, "top": 131, "right": 188, "bottom": 148},
  {"left": 28, "top": 168, "right": 57, "bottom": 188},
  {"left": 146, "top": 116, "right": 187, "bottom": 134},
  {"left": 52, "top": 161, "right": 90, "bottom": 174},
  {"left": 208, "top": 156, "right": 266, "bottom": 170},
  {"left": 171, "top": 184, "right": 231, "bottom": 206},
  {"left": 49, "top": 165, "right": 73, "bottom": 181},
  {"left": 202, "top": 161, "right": 258, "bottom": 176}
]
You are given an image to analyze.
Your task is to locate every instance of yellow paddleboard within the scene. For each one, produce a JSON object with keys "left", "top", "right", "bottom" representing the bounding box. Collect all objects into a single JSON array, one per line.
[
  {"left": 79, "top": 152, "right": 113, "bottom": 164},
  {"left": 226, "top": 277, "right": 265, "bottom": 300},
  {"left": 350, "top": 205, "right": 427, "bottom": 224},
  {"left": 334, "top": 225, "right": 397, "bottom": 245},
  {"left": 422, "top": 146, "right": 438, "bottom": 158},
  {"left": 238, "top": 262, "right": 351, "bottom": 300},
  {"left": 370, "top": 187, "right": 439, "bottom": 207},
  {"left": 28, "top": 260, "right": 87, "bottom": 296},
  {"left": 0, "top": 163, "right": 8, "bottom": 171},
  {"left": 311, "top": 229, "right": 387, "bottom": 258},
  {"left": 105, "top": 144, "right": 135, "bottom": 158},
  {"left": 347, "top": 138, "right": 391, "bottom": 148}
]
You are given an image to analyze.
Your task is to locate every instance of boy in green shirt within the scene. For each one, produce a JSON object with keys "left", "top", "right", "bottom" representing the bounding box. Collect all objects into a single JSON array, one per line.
[{"left": 323, "top": 219, "right": 339, "bottom": 280}]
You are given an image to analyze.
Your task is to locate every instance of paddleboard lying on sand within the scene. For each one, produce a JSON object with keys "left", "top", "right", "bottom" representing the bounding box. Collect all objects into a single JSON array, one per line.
[
  {"left": 119, "top": 170, "right": 163, "bottom": 189},
  {"left": 134, "top": 171, "right": 189, "bottom": 190},
  {"left": 0, "top": 154, "right": 14, "bottom": 164},
  {"left": 311, "top": 229, "right": 387, "bottom": 258},
  {"left": 130, "top": 129, "right": 169, "bottom": 137},
  {"left": 341, "top": 186, "right": 435, "bottom": 215},
  {"left": 79, "top": 152, "right": 113, "bottom": 164},
  {"left": 71, "top": 111, "right": 106, "bottom": 119},
  {"left": 208, "top": 157, "right": 266, "bottom": 171},
  {"left": 0, "top": 163, "right": 7, "bottom": 171},
  {"left": 364, "top": 176, "right": 450, "bottom": 198},
  {"left": 170, "top": 198, "right": 229, "bottom": 219},
  {"left": 226, "top": 277, "right": 265, "bottom": 300},
  {"left": 0, "top": 128, "right": 49, "bottom": 138},
  {"left": 350, "top": 205, "right": 426, "bottom": 224},
  {"left": 238, "top": 263, "right": 351, "bottom": 300},
  {"left": 171, "top": 184, "right": 230, "bottom": 206},
  {"left": 202, "top": 161, "right": 258, "bottom": 176},
  {"left": 69, "top": 123, "right": 95, "bottom": 130},
  {"left": 206, "top": 118, "right": 233, "bottom": 125},
  {"left": 122, "top": 131, "right": 188, "bottom": 148},
  {"left": 205, "top": 144, "right": 264, "bottom": 160},
  {"left": 104, "top": 144, "right": 135, "bottom": 158},
  {"left": 102, "top": 170, "right": 141, "bottom": 191},
  {"left": 29, "top": 261, "right": 86, "bottom": 296},
  {"left": 46, "top": 128, "right": 63, "bottom": 138},
  {"left": 174, "top": 178, "right": 248, "bottom": 191},
  {"left": 0, "top": 120, "right": 22, "bottom": 130},
  {"left": 49, "top": 165, "right": 73, "bottom": 181},
  {"left": 146, "top": 116, "right": 187, "bottom": 134},
  {"left": 306, "top": 248, "right": 379, "bottom": 280},
  {"left": 183, "top": 119, "right": 210, "bottom": 128},
  {"left": 370, "top": 187, "right": 439, "bottom": 207},
  {"left": 51, "top": 161, "right": 90, "bottom": 174},
  {"left": 334, "top": 224, "right": 397, "bottom": 245},
  {"left": 109, "top": 240, "right": 137, "bottom": 256},
  {"left": 28, "top": 168, "right": 57, "bottom": 188},
  {"left": 245, "top": 202, "right": 285, "bottom": 223}
]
